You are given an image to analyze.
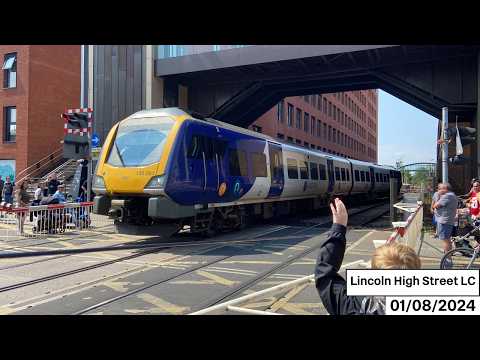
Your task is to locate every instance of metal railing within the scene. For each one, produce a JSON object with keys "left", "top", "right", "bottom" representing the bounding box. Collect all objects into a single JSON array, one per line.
[
  {"left": 190, "top": 260, "right": 367, "bottom": 315},
  {"left": 382, "top": 201, "right": 424, "bottom": 251},
  {"left": 0, "top": 201, "right": 113, "bottom": 239},
  {"left": 16, "top": 147, "right": 65, "bottom": 185}
]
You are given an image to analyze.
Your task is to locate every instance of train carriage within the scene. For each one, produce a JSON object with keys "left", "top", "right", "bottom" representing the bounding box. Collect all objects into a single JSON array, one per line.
[{"left": 93, "top": 108, "right": 400, "bottom": 235}]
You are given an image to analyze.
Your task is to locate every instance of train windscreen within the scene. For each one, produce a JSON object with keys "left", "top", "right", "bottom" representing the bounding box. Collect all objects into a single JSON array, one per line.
[{"left": 106, "top": 116, "right": 175, "bottom": 167}]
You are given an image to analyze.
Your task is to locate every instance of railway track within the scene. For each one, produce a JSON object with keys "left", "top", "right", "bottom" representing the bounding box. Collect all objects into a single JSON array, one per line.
[
  {"left": 0, "top": 202, "right": 388, "bottom": 314},
  {"left": 73, "top": 204, "right": 388, "bottom": 315}
]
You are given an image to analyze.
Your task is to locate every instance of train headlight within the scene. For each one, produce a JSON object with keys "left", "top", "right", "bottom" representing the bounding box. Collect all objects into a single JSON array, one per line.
[
  {"left": 144, "top": 176, "right": 166, "bottom": 194},
  {"left": 93, "top": 175, "right": 106, "bottom": 188}
]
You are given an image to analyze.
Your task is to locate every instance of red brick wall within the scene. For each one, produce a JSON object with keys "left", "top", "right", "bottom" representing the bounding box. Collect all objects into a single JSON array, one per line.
[
  {"left": 0, "top": 46, "right": 30, "bottom": 175},
  {"left": 28, "top": 45, "right": 81, "bottom": 167},
  {"left": 250, "top": 89, "right": 378, "bottom": 163}
]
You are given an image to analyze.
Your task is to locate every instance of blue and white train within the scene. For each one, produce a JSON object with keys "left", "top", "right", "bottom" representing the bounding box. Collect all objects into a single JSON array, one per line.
[{"left": 92, "top": 108, "right": 400, "bottom": 235}]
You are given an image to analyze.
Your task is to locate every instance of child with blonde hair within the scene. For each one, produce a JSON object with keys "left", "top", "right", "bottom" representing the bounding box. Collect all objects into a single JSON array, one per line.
[{"left": 315, "top": 198, "right": 421, "bottom": 315}]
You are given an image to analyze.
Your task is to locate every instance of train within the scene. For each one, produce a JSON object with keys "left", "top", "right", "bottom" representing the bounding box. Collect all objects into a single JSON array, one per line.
[{"left": 92, "top": 108, "right": 401, "bottom": 235}]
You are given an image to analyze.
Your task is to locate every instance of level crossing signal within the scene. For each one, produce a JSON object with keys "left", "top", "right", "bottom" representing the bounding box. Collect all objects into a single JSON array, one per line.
[
  {"left": 445, "top": 125, "right": 477, "bottom": 165},
  {"left": 62, "top": 108, "right": 93, "bottom": 160}
]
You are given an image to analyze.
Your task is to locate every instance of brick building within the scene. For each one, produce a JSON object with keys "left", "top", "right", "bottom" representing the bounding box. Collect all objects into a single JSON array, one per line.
[
  {"left": 0, "top": 45, "right": 80, "bottom": 180},
  {"left": 249, "top": 90, "right": 378, "bottom": 163}
]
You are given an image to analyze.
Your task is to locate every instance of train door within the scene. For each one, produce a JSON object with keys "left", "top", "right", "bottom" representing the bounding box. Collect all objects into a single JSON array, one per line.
[
  {"left": 202, "top": 128, "right": 227, "bottom": 203},
  {"left": 186, "top": 133, "right": 207, "bottom": 204},
  {"left": 327, "top": 159, "right": 335, "bottom": 194},
  {"left": 267, "top": 142, "right": 284, "bottom": 197},
  {"left": 369, "top": 166, "right": 375, "bottom": 192}
]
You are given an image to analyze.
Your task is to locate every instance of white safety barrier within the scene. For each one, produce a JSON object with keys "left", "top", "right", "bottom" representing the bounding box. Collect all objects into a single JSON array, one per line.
[
  {"left": 190, "top": 260, "right": 367, "bottom": 315},
  {"left": 385, "top": 201, "right": 424, "bottom": 250},
  {"left": 0, "top": 201, "right": 112, "bottom": 238}
]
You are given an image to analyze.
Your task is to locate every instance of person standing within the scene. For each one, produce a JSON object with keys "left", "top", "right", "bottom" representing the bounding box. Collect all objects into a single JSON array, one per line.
[
  {"left": 15, "top": 182, "right": 30, "bottom": 235},
  {"left": 2, "top": 176, "right": 14, "bottom": 204},
  {"left": 0, "top": 175, "right": 4, "bottom": 203},
  {"left": 432, "top": 183, "right": 458, "bottom": 254},
  {"left": 47, "top": 173, "right": 62, "bottom": 196},
  {"left": 314, "top": 198, "right": 421, "bottom": 315},
  {"left": 467, "top": 181, "right": 480, "bottom": 219}
]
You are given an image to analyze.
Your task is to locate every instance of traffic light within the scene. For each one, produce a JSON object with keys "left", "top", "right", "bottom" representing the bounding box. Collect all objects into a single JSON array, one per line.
[
  {"left": 445, "top": 126, "right": 477, "bottom": 146},
  {"left": 62, "top": 108, "right": 93, "bottom": 159}
]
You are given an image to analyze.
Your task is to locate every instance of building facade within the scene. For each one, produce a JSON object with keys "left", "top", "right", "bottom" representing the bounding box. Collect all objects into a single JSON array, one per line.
[
  {"left": 249, "top": 90, "right": 378, "bottom": 163},
  {"left": 0, "top": 45, "right": 80, "bottom": 180}
]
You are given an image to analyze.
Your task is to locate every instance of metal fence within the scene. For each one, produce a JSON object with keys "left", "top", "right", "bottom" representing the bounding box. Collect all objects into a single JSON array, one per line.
[{"left": 0, "top": 201, "right": 113, "bottom": 238}]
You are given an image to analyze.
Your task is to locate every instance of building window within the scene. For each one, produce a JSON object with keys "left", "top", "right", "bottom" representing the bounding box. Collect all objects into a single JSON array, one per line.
[
  {"left": 296, "top": 108, "right": 302, "bottom": 129},
  {"left": 337, "top": 109, "right": 341, "bottom": 122},
  {"left": 277, "top": 101, "right": 284, "bottom": 123},
  {"left": 317, "top": 120, "right": 321, "bottom": 137},
  {"left": 333, "top": 105, "right": 336, "bottom": 120},
  {"left": 287, "top": 136, "right": 294, "bottom": 143},
  {"left": 287, "top": 103, "right": 294, "bottom": 127},
  {"left": 333, "top": 128, "right": 336, "bottom": 143},
  {"left": 4, "top": 106, "right": 16, "bottom": 142},
  {"left": 328, "top": 125, "right": 332, "bottom": 142},
  {"left": 323, "top": 98, "right": 327, "bottom": 114},
  {"left": 304, "top": 95, "right": 309, "bottom": 103},
  {"left": 277, "top": 133, "right": 285, "bottom": 139},
  {"left": 304, "top": 141, "right": 309, "bottom": 148},
  {"left": 296, "top": 139, "right": 302, "bottom": 145},
  {"left": 304, "top": 112, "right": 309, "bottom": 133},
  {"left": 318, "top": 95, "right": 322, "bottom": 110},
  {"left": 2, "top": 53, "right": 17, "bottom": 89},
  {"left": 328, "top": 102, "right": 332, "bottom": 117},
  {"left": 252, "top": 125, "right": 262, "bottom": 133},
  {"left": 311, "top": 116, "right": 315, "bottom": 135}
]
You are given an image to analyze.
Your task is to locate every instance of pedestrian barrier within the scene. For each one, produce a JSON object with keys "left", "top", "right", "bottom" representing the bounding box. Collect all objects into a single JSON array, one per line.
[
  {"left": 384, "top": 201, "right": 424, "bottom": 251},
  {"left": 0, "top": 201, "right": 113, "bottom": 238},
  {"left": 190, "top": 260, "right": 367, "bottom": 315}
]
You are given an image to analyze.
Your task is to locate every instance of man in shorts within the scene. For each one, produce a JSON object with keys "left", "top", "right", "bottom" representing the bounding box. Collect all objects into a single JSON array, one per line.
[{"left": 432, "top": 183, "right": 458, "bottom": 253}]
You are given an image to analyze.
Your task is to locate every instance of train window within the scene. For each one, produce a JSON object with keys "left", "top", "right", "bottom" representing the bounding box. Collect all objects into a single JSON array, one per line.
[
  {"left": 310, "top": 162, "right": 319, "bottom": 180},
  {"left": 287, "top": 158, "right": 299, "bottom": 179},
  {"left": 252, "top": 152, "right": 267, "bottom": 177},
  {"left": 335, "top": 167, "right": 340, "bottom": 181},
  {"left": 300, "top": 161, "right": 309, "bottom": 179},
  {"left": 360, "top": 171, "right": 365, "bottom": 182},
  {"left": 319, "top": 164, "right": 327, "bottom": 180},
  {"left": 346, "top": 169, "right": 350, "bottom": 181},
  {"left": 187, "top": 135, "right": 202, "bottom": 159},
  {"left": 341, "top": 168, "right": 346, "bottom": 181},
  {"left": 366, "top": 172, "right": 370, "bottom": 182},
  {"left": 354, "top": 170, "right": 360, "bottom": 182},
  {"left": 375, "top": 173, "right": 379, "bottom": 182},
  {"left": 386, "top": 174, "right": 390, "bottom": 182},
  {"left": 229, "top": 149, "right": 248, "bottom": 176},
  {"left": 384, "top": 174, "right": 387, "bottom": 182}
]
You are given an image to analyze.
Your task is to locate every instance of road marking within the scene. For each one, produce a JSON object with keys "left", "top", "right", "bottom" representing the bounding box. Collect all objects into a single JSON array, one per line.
[
  {"left": 137, "top": 293, "right": 189, "bottom": 315},
  {"left": 268, "top": 283, "right": 310, "bottom": 313},
  {"left": 208, "top": 266, "right": 258, "bottom": 275},
  {"left": 345, "top": 231, "right": 375, "bottom": 254},
  {"left": 221, "top": 260, "right": 280, "bottom": 265},
  {"left": 196, "top": 270, "right": 239, "bottom": 286},
  {"left": 253, "top": 248, "right": 283, "bottom": 256}
]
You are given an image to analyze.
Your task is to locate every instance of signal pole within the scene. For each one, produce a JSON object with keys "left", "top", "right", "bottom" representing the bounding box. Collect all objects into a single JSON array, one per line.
[
  {"left": 81, "top": 45, "right": 92, "bottom": 202},
  {"left": 441, "top": 107, "right": 448, "bottom": 184}
]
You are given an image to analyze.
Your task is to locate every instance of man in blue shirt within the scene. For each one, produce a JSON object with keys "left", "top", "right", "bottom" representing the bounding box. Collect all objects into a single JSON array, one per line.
[
  {"left": 432, "top": 183, "right": 458, "bottom": 254},
  {"left": 52, "top": 184, "right": 67, "bottom": 203}
]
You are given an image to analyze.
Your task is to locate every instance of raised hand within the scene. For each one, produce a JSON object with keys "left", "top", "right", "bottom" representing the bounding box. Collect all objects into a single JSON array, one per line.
[{"left": 330, "top": 198, "right": 348, "bottom": 227}]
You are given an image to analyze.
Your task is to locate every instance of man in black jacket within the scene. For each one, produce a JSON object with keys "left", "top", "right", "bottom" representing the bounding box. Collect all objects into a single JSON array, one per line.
[{"left": 314, "top": 198, "right": 421, "bottom": 315}]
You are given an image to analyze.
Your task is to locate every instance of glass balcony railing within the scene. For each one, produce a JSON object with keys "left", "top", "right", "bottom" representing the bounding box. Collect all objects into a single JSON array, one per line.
[{"left": 156, "top": 45, "right": 250, "bottom": 59}]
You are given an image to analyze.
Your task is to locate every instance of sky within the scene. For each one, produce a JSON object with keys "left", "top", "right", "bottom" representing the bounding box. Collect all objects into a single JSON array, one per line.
[{"left": 377, "top": 90, "right": 438, "bottom": 167}]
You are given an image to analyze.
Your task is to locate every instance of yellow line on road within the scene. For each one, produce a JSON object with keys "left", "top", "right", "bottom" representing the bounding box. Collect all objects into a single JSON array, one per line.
[
  {"left": 196, "top": 270, "right": 239, "bottom": 286},
  {"left": 137, "top": 293, "right": 190, "bottom": 315}
]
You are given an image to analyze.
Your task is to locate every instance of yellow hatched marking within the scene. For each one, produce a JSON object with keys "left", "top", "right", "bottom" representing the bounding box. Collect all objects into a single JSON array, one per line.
[
  {"left": 221, "top": 260, "right": 280, "bottom": 265},
  {"left": 137, "top": 293, "right": 190, "bottom": 315},
  {"left": 268, "top": 283, "right": 310, "bottom": 313},
  {"left": 0, "top": 306, "right": 17, "bottom": 315},
  {"left": 196, "top": 270, "right": 239, "bottom": 286},
  {"left": 102, "top": 280, "right": 144, "bottom": 293}
]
